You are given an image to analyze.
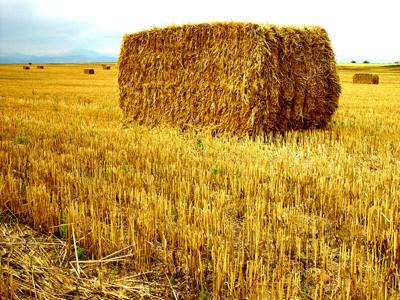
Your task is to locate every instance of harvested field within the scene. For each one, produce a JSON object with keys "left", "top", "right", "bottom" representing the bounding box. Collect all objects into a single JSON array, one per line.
[
  {"left": 353, "top": 73, "right": 379, "bottom": 84},
  {"left": 1, "top": 62, "right": 400, "bottom": 298},
  {"left": 119, "top": 22, "right": 341, "bottom": 136}
]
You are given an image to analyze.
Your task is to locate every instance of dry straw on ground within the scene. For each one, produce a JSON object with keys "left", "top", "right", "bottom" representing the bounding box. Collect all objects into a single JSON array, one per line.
[
  {"left": 118, "top": 22, "right": 341, "bottom": 136},
  {"left": 353, "top": 73, "right": 379, "bottom": 84},
  {"left": 22, "top": 66, "right": 30, "bottom": 70},
  {"left": 0, "top": 217, "right": 166, "bottom": 299},
  {"left": 84, "top": 68, "right": 95, "bottom": 74},
  {"left": 37, "top": 66, "right": 44, "bottom": 69}
]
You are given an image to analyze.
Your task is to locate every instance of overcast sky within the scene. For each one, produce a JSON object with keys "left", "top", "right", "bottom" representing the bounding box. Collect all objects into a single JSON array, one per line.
[{"left": 0, "top": 0, "right": 399, "bottom": 62}]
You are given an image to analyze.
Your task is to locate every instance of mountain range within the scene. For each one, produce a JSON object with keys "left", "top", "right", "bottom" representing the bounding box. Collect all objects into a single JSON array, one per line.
[
  {"left": 0, "top": 49, "right": 118, "bottom": 64},
  {"left": 0, "top": 49, "right": 396, "bottom": 65}
]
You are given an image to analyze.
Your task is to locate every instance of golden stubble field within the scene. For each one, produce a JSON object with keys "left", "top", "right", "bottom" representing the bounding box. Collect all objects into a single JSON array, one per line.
[{"left": 0, "top": 63, "right": 400, "bottom": 299}]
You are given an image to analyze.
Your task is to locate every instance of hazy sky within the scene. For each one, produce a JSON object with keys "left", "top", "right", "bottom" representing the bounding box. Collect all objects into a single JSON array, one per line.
[{"left": 0, "top": 0, "right": 399, "bottom": 62}]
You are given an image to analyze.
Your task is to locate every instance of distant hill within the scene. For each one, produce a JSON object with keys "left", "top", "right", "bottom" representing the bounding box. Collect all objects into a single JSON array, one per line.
[{"left": 0, "top": 49, "right": 118, "bottom": 64}]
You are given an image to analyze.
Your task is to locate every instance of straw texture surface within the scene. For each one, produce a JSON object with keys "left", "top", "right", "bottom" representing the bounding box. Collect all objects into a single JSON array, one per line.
[
  {"left": 353, "top": 73, "right": 379, "bottom": 84},
  {"left": 119, "top": 22, "right": 341, "bottom": 136}
]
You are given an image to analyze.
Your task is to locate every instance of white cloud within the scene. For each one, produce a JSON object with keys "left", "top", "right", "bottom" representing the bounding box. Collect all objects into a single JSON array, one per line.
[{"left": 1, "top": 0, "right": 399, "bottom": 61}]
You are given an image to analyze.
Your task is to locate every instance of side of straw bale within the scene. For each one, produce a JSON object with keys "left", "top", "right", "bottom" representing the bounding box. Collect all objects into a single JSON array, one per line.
[
  {"left": 84, "top": 68, "right": 95, "bottom": 74},
  {"left": 353, "top": 73, "right": 379, "bottom": 84},
  {"left": 271, "top": 27, "right": 340, "bottom": 130},
  {"left": 118, "top": 22, "right": 340, "bottom": 136}
]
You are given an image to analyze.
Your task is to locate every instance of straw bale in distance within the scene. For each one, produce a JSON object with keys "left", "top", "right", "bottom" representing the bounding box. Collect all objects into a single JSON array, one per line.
[
  {"left": 84, "top": 68, "right": 95, "bottom": 74},
  {"left": 23, "top": 66, "right": 30, "bottom": 70},
  {"left": 353, "top": 73, "right": 379, "bottom": 84},
  {"left": 118, "top": 22, "right": 341, "bottom": 136},
  {"left": 102, "top": 65, "right": 111, "bottom": 70},
  {"left": 37, "top": 65, "right": 44, "bottom": 69},
  {"left": 28, "top": 62, "right": 32, "bottom": 65}
]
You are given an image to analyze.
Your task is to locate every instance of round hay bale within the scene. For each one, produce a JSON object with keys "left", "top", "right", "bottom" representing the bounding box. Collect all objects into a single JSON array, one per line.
[
  {"left": 83, "top": 68, "right": 95, "bottom": 74},
  {"left": 23, "top": 66, "right": 30, "bottom": 70}
]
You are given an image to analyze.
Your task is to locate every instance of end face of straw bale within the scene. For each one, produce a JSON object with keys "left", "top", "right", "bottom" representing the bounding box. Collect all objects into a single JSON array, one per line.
[
  {"left": 353, "top": 73, "right": 379, "bottom": 84},
  {"left": 118, "top": 22, "right": 340, "bottom": 136},
  {"left": 84, "top": 68, "right": 95, "bottom": 74}
]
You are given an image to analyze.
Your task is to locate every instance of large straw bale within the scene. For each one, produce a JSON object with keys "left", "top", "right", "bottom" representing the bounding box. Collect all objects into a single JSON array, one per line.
[
  {"left": 84, "top": 68, "right": 95, "bottom": 74},
  {"left": 353, "top": 73, "right": 379, "bottom": 84},
  {"left": 23, "top": 66, "right": 30, "bottom": 70},
  {"left": 118, "top": 22, "right": 341, "bottom": 136}
]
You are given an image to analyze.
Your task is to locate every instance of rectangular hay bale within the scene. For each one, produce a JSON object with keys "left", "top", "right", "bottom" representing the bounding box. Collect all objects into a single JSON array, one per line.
[
  {"left": 353, "top": 73, "right": 379, "bottom": 84},
  {"left": 84, "top": 68, "right": 95, "bottom": 74},
  {"left": 118, "top": 22, "right": 341, "bottom": 136}
]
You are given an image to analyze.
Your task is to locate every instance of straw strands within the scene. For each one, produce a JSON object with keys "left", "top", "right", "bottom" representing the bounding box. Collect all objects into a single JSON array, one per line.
[
  {"left": 0, "top": 218, "right": 165, "bottom": 299},
  {"left": 118, "top": 22, "right": 341, "bottom": 136},
  {"left": 84, "top": 68, "right": 95, "bottom": 74},
  {"left": 353, "top": 73, "right": 379, "bottom": 84},
  {"left": 1, "top": 62, "right": 400, "bottom": 298}
]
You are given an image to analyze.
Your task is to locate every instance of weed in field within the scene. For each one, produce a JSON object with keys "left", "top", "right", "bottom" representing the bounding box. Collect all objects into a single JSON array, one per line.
[
  {"left": 196, "top": 138, "right": 203, "bottom": 150},
  {"left": 211, "top": 165, "right": 219, "bottom": 175}
]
